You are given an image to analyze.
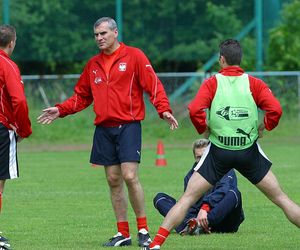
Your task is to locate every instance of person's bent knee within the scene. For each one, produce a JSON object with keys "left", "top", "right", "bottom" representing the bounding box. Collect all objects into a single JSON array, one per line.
[
  {"left": 153, "top": 193, "right": 167, "bottom": 207},
  {"left": 154, "top": 193, "right": 166, "bottom": 201}
]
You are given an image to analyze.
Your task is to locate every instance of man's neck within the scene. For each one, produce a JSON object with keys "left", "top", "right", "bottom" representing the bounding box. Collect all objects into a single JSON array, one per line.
[
  {"left": 0, "top": 48, "right": 10, "bottom": 56},
  {"left": 103, "top": 42, "right": 120, "bottom": 55}
]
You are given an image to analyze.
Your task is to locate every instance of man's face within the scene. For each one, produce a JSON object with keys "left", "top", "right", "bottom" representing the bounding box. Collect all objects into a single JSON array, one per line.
[
  {"left": 94, "top": 22, "right": 118, "bottom": 52},
  {"left": 194, "top": 147, "right": 207, "bottom": 163}
]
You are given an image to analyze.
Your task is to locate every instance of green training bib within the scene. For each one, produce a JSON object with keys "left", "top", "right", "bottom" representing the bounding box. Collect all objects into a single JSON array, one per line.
[{"left": 208, "top": 73, "right": 258, "bottom": 150}]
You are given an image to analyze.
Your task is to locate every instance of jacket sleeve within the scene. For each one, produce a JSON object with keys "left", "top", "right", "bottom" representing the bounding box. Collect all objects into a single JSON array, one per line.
[
  {"left": 201, "top": 170, "right": 237, "bottom": 208},
  {"left": 188, "top": 77, "right": 216, "bottom": 134},
  {"left": 135, "top": 49, "right": 172, "bottom": 117},
  {"left": 4, "top": 63, "right": 32, "bottom": 138},
  {"left": 56, "top": 64, "right": 93, "bottom": 117},
  {"left": 249, "top": 76, "right": 282, "bottom": 131}
]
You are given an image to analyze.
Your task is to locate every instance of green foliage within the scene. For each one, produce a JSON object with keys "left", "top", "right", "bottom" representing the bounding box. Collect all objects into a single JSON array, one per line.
[
  {"left": 11, "top": 0, "right": 98, "bottom": 74},
  {"left": 5, "top": 0, "right": 299, "bottom": 73},
  {"left": 267, "top": 0, "right": 300, "bottom": 70},
  {"left": 124, "top": 0, "right": 255, "bottom": 72},
  {"left": 6, "top": 0, "right": 256, "bottom": 74}
]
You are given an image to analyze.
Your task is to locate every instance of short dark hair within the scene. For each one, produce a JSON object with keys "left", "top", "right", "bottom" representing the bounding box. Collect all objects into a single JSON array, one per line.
[
  {"left": 0, "top": 25, "right": 16, "bottom": 47},
  {"left": 219, "top": 39, "right": 242, "bottom": 66}
]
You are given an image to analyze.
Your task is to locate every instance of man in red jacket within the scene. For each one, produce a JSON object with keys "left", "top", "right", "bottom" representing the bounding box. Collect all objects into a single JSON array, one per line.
[
  {"left": 145, "top": 39, "right": 300, "bottom": 250},
  {"left": 0, "top": 24, "right": 32, "bottom": 250},
  {"left": 37, "top": 17, "right": 178, "bottom": 247}
]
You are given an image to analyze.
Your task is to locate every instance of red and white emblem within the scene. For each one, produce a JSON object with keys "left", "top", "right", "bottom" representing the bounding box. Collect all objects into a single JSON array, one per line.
[
  {"left": 118, "top": 63, "right": 127, "bottom": 71},
  {"left": 93, "top": 69, "right": 102, "bottom": 84},
  {"left": 94, "top": 77, "right": 102, "bottom": 84}
]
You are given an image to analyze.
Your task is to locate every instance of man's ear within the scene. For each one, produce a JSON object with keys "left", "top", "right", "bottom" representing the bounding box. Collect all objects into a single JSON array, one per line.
[
  {"left": 7, "top": 40, "right": 13, "bottom": 49},
  {"left": 114, "top": 28, "right": 118, "bottom": 38},
  {"left": 219, "top": 55, "right": 225, "bottom": 64}
]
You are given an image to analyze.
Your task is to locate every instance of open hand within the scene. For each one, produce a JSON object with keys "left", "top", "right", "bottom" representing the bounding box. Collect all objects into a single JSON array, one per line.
[
  {"left": 258, "top": 123, "right": 265, "bottom": 138},
  {"left": 162, "top": 111, "right": 178, "bottom": 130},
  {"left": 197, "top": 209, "right": 211, "bottom": 234},
  {"left": 9, "top": 124, "right": 23, "bottom": 142},
  {"left": 37, "top": 107, "right": 60, "bottom": 124}
]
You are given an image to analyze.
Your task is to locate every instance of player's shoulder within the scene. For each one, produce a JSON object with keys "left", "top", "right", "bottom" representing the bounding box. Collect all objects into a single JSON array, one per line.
[
  {"left": 247, "top": 74, "right": 269, "bottom": 90},
  {"left": 0, "top": 53, "right": 20, "bottom": 73},
  {"left": 88, "top": 54, "right": 100, "bottom": 63},
  {"left": 0, "top": 53, "right": 14, "bottom": 66},
  {"left": 247, "top": 74, "right": 264, "bottom": 84},
  {"left": 123, "top": 44, "right": 146, "bottom": 57},
  {"left": 208, "top": 74, "right": 218, "bottom": 81},
  {"left": 85, "top": 54, "right": 102, "bottom": 68},
  {"left": 203, "top": 74, "right": 217, "bottom": 86}
]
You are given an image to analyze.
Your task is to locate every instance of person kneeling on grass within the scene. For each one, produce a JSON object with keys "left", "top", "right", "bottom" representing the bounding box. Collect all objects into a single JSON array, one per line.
[{"left": 153, "top": 139, "right": 244, "bottom": 235}]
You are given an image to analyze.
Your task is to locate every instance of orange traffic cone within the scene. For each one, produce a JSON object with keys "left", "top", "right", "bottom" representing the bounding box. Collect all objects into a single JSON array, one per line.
[{"left": 155, "top": 140, "right": 167, "bottom": 167}]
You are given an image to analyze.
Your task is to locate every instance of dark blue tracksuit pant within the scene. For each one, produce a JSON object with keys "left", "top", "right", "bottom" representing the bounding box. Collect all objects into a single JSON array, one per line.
[{"left": 153, "top": 169, "right": 245, "bottom": 234}]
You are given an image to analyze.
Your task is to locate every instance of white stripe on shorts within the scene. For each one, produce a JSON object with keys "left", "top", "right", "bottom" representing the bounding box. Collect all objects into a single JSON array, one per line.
[
  {"left": 194, "top": 143, "right": 211, "bottom": 171},
  {"left": 8, "top": 130, "right": 18, "bottom": 179},
  {"left": 256, "top": 141, "right": 272, "bottom": 163}
]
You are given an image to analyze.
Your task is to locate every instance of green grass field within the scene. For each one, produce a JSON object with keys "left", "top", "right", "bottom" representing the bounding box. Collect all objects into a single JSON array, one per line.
[{"left": 1, "top": 117, "right": 300, "bottom": 249}]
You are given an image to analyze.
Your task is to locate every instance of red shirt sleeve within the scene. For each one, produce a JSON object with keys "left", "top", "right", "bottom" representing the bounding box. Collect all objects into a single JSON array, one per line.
[
  {"left": 56, "top": 65, "right": 93, "bottom": 117},
  {"left": 200, "top": 203, "right": 211, "bottom": 212},
  {"left": 4, "top": 62, "right": 32, "bottom": 138},
  {"left": 135, "top": 49, "right": 172, "bottom": 118},
  {"left": 188, "top": 76, "right": 217, "bottom": 134},
  {"left": 249, "top": 75, "right": 282, "bottom": 130}
]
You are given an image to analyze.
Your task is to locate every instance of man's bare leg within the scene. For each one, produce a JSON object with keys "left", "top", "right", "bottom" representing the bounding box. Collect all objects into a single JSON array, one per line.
[
  {"left": 256, "top": 170, "right": 300, "bottom": 227},
  {"left": 105, "top": 165, "right": 128, "bottom": 221}
]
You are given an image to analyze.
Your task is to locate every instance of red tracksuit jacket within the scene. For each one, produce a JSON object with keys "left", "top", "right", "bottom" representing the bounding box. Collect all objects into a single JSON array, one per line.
[
  {"left": 0, "top": 50, "right": 32, "bottom": 138},
  {"left": 188, "top": 66, "right": 282, "bottom": 134},
  {"left": 56, "top": 43, "right": 172, "bottom": 126}
]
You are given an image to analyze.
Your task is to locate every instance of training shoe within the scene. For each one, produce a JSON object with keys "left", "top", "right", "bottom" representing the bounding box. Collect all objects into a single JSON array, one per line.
[
  {"left": 140, "top": 245, "right": 160, "bottom": 250},
  {"left": 186, "top": 218, "right": 203, "bottom": 235},
  {"left": 179, "top": 225, "right": 189, "bottom": 236},
  {"left": 137, "top": 228, "right": 152, "bottom": 247},
  {"left": 0, "top": 241, "right": 11, "bottom": 250},
  {"left": 0, "top": 235, "right": 8, "bottom": 243},
  {"left": 103, "top": 232, "right": 132, "bottom": 247}
]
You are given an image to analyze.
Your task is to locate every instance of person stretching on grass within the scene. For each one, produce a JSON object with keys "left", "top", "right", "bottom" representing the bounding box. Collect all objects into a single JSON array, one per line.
[
  {"left": 153, "top": 139, "right": 244, "bottom": 236},
  {"left": 144, "top": 39, "right": 300, "bottom": 250}
]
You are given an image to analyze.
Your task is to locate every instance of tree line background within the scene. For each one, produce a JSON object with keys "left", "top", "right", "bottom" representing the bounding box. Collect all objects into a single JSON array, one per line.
[{"left": 0, "top": 0, "right": 299, "bottom": 75}]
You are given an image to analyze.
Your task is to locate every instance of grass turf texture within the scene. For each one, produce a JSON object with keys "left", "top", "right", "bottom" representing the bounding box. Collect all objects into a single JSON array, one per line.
[{"left": 1, "top": 115, "right": 299, "bottom": 249}]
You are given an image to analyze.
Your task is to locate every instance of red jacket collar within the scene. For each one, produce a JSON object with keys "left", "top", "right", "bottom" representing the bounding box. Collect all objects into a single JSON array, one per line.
[
  {"left": 99, "top": 42, "right": 125, "bottom": 56},
  {"left": 219, "top": 66, "right": 244, "bottom": 76},
  {"left": 0, "top": 49, "right": 10, "bottom": 58}
]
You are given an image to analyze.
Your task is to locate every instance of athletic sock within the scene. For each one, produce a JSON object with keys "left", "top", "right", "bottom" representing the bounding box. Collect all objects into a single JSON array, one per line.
[
  {"left": 136, "top": 216, "right": 148, "bottom": 231},
  {"left": 149, "top": 227, "right": 170, "bottom": 248},
  {"left": 0, "top": 192, "right": 2, "bottom": 212},
  {"left": 117, "top": 221, "right": 130, "bottom": 238}
]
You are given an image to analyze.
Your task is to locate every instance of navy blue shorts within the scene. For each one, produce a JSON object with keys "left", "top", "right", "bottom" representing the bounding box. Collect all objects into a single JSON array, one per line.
[
  {"left": 194, "top": 141, "right": 271, "bottom": 185},
  {"left": 90, "top": 122, "right": 141, "bottom": 166}
]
